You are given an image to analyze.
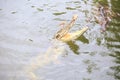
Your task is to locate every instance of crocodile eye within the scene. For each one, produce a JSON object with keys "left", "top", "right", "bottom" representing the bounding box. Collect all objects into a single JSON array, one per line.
[{"left": 56, "top": 34, "right": 60, "bottom": 39}]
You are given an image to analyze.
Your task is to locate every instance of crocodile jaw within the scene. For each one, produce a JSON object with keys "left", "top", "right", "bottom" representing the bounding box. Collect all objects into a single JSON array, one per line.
[{"left": 60, "top": 27, "right": 89, "bottom": 42}]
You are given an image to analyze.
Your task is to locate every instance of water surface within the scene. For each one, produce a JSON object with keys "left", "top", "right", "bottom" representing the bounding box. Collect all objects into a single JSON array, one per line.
[{"left": 0, "top": 0, "right": 120, "bottom": 80}]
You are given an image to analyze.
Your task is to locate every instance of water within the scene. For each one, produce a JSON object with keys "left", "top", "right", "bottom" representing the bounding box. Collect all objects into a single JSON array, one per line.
[{"left": 0, "top": 0, "right": 120, "bottom": 80}]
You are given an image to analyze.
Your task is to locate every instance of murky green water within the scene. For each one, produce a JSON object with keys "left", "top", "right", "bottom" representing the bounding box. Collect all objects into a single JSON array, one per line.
[{"left": 0, "top": 0, "right": 120, "bottom": 80}]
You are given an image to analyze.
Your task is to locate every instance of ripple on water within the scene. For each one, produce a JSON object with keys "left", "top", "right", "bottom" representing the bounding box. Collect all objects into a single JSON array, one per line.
[{"left": 0, "top": 0, "right": 119, "bottom": 80}]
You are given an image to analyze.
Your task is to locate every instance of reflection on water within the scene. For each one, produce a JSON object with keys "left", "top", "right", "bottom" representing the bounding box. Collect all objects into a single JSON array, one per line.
[
  {"left": 53, "top": 12, "right": 66, "bottom": 16},
  {"left": 0, "top": 0, "right": 119, "bottom": 80},
  {"left": 67, "top": 41, "right": 79, "bottom": 55},
  {"left": 105, "top": 0, "right": 120, "bottom": 79},
  {"left": 67, "top": 35, "right": 89, "bottom": 55}
]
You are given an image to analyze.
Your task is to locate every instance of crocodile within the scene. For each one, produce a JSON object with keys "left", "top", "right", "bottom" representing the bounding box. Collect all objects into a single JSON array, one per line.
[
  {"left": 26, "top": 15, "right": 89, "bottom": 80},
  {"left": 54, "top": 14, "right": 88, "bottom": 42}
]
